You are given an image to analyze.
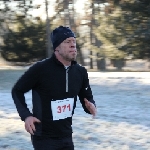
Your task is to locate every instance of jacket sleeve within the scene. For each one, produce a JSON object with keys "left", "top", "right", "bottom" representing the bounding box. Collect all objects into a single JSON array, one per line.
[
  {"left": 78, "top": 67, "right": 96, "bottom": 114},
  {"left": 11, "top": 63, "right": 41, "bottom": 121}
]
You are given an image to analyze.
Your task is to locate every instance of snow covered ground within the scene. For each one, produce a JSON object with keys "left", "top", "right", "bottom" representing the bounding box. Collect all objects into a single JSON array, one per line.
[{"left": 0, "top": 70, "right": 150, "bottom": 150}]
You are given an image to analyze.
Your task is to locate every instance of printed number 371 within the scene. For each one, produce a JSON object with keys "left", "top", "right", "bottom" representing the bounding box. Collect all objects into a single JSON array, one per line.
[{"left": 57, "top": 104, "right": 71, "bottom": 113}]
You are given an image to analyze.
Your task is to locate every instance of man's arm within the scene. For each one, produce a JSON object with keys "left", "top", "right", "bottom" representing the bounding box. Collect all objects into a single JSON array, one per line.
[
  {"left": 78, "top": 67, "right": 96, "bottom": 115},
  {"left": 11, "top": 63, "right": 41, "bottom": 121}
]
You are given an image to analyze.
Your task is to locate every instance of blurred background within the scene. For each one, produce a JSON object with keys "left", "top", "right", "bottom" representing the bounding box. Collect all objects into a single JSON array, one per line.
[
  {"left": 1, "top": 1, "right": 150, "bottom": 149},
  {"left": 0, "top": 0, "right": 150, "bottom": 71}
]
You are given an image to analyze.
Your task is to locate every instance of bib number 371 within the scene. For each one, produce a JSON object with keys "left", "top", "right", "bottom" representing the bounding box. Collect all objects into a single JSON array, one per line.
[
  {"left": 57, "top": 104, "right": 71, "bottom": 113},
  {"left": 51, "top": 98, "right": 74, "bottom": 120}
]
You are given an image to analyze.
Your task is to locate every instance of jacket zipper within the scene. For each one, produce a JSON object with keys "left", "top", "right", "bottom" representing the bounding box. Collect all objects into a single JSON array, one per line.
[{"left": 65, "top": 67, "right": 70, "bottom": 92}]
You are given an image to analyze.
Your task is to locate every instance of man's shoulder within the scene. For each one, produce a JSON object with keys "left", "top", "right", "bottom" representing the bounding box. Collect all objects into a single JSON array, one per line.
[
  {"left": 28, "top": 58, "right": 51, "bottom": 71},
  {"left": 74, "top": 63, "right": 87, "bottom": 73},
  {"left": 34, "top": 58, "right": 51, "bottom": 66},
  {"left": 75, "top": 63, "right": 86, "bottom": 68}
]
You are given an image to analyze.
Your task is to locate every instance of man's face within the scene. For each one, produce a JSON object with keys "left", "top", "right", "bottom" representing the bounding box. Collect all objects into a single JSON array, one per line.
[{"left": 56, "top": 37, "right": 77, "bottom": 61}]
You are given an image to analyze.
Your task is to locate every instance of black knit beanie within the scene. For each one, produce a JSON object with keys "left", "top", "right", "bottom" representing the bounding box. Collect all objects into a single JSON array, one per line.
[{"left": 50, "top": 26, "right": 76, "bottom": 50}]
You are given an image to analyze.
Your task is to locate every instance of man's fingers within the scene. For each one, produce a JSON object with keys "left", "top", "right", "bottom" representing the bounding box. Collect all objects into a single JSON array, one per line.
[
  {"left": 30, "top": 123, "right": 36, "bottom": 132},
  {"left": 28, "top": 125, "right": 34, "bottom": 135},
  {"left": 33, "top": 117, "right": 41, "bottom": 123},
  {"left": 28, "top": 118, "right": 41, "bottom": 134},
  {"left": 25, "top": 116, "right": 41, "bottom": 135},
  {"left": 25, "top": 124, "right": 34, "bottom": 135},
  {"left": 90, "top": 108, "right": 95, "bottom": 116},
  {"left": 88, "top": 103, "right": 97, "bottom": 117},
  {"left": 25, "top": 124, "right": 28, "bottom": 131},
  {"left": 84, "top": 98, "right": 97, "bottom": 118}
]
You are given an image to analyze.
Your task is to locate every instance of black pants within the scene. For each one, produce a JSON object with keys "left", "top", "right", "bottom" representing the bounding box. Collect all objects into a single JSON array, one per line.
[{"left": 31, "top": 135, "right": 74, "bottom": 150}]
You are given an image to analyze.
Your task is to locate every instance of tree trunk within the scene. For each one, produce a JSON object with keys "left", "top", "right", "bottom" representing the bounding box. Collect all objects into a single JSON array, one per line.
[
  {"left": 97, "top": 58, "right": 106, "bottom": 70},
  {"left": 45, "top": 0, "right": 52, "bottom": 58}
]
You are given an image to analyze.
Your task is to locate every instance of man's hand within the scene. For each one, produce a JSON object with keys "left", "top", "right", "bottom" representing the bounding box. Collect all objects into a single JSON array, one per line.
[
  {"left": 84, "top": 98, "right": 97, "bottom": 118},
  {"left": 25, "top": 116, "right": 41, "bottom": 135}
]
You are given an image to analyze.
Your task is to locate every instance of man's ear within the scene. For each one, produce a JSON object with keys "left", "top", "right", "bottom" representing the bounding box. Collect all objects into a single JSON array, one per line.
[
  {"left": 55, "top": 48, "right": 59, "bottom": 52},
  {"left": 55, "top": 46, "right": 60, "bottom": 52}
]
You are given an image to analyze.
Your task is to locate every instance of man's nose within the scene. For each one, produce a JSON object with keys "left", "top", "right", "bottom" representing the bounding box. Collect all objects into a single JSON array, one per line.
[{"left": 70, "top": 42, "right": 76, "bottom": 47}]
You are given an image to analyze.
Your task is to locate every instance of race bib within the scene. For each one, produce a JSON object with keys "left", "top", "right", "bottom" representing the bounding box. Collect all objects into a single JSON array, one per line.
[{"left": 51, "top": 98, "right": 74, "bottom": 120}]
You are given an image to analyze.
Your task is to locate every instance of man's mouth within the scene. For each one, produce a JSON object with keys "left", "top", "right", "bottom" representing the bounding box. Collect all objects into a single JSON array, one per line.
[{"left": 69, "top": 49, "right": 77, "bottom": 53}]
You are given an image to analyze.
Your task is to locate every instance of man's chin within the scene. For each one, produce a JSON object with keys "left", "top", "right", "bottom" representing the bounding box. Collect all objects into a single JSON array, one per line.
[
  {"left": 71, "top": 57, "right": 76, "bottom": 61},
  {"left": 66, "top": 55, "right": 77, "bottom": 61}
]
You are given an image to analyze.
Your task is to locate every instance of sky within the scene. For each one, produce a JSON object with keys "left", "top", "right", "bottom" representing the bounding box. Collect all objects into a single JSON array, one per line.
[
  {"left": 31, "top": 0, "right": 87, "bottom": 20},
  {"left": 0, "top": 0, "right": 107, "bottom": 20},
  {"left": 0, "top": 0, "right": 87, "bottom": 19}
]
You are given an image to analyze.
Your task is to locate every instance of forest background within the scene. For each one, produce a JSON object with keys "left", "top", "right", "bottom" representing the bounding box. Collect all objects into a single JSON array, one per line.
[{"left": 0, "top": 0, "right": 150, "bottom": 71}]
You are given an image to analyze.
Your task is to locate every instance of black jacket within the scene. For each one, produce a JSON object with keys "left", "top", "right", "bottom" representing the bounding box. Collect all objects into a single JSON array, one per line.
[{"left": 12, "top": 54, "right": 95, "bottom": 137}]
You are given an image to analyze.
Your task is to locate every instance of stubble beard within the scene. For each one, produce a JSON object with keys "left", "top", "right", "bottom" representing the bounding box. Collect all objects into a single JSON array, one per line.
[{"left": 62, "top": 53, "right": 77, "bottom": 62}]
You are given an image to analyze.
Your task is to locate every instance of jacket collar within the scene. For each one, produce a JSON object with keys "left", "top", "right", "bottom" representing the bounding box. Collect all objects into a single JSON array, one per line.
[{"left": 51, "top": 53, "right": 77, "bottom": 66}]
